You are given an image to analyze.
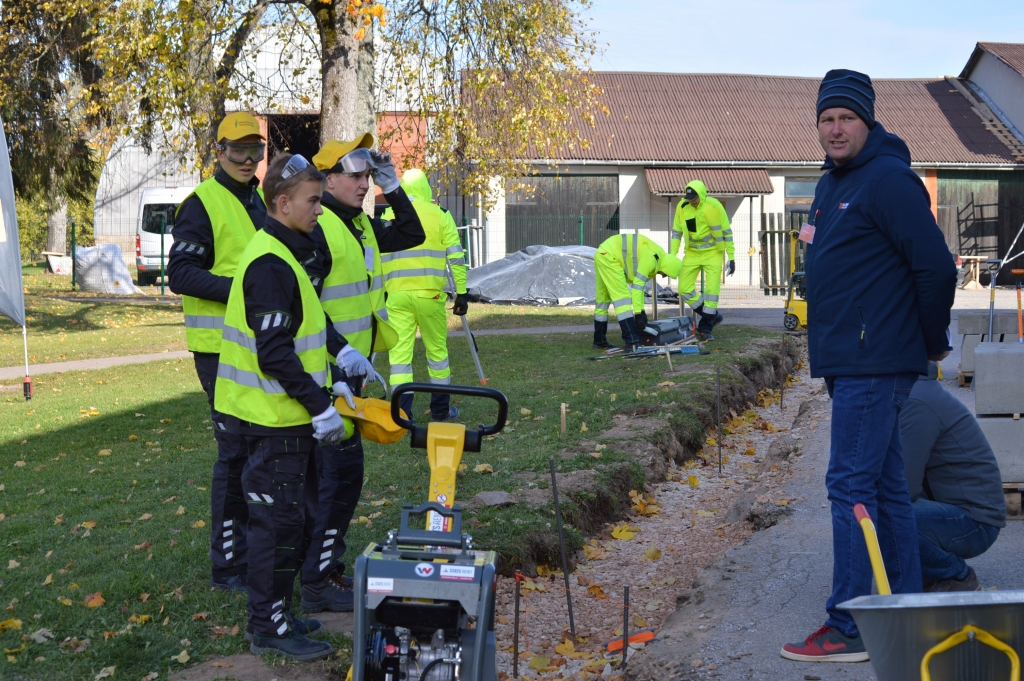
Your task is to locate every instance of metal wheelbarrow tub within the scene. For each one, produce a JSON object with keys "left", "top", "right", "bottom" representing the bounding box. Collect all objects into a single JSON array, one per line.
[{"left": 840, "top": 591, "right": 1024, "bottom": 681}]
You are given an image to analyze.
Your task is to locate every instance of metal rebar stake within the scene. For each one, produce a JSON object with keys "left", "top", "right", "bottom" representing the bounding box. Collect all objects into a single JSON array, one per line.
[
  {"left": 548, "top": 457, "right": 576, "bottom": 639},
  {"left": 622, "top": 585, "right": 630, "bottom": 672},
  {"left": 513, "top": 570, "right": 521, "bottom": 678},
  {"left": 717, "top": 365, "right": 723, "bottom": 476}
]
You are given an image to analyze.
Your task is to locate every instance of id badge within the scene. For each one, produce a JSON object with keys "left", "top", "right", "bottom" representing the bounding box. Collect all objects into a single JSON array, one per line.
[
  {"left": 798, "top": 222, "right": 815, "bottom": 244},
  {"left": 364, "top": 246, "right": 375, "bottom": 272}
]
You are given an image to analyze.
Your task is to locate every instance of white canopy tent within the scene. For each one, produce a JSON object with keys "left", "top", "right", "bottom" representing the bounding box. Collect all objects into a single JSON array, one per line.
[{"left": 0, "top": 114, "right": 31, "bottom": 399}]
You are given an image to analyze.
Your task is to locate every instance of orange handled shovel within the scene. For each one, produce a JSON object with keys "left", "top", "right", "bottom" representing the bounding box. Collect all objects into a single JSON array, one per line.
[{"left": 853, "top": 503, "right": 891, "bottom": 596}]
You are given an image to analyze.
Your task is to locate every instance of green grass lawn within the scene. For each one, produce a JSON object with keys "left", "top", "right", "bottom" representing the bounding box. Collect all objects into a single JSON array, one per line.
[{"left": 0, "top": 325, "right": 778, "bottom": 679}]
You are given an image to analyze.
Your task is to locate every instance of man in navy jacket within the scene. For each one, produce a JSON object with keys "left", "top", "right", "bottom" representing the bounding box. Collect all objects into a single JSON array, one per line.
[{"left": 781, "top": 70, "right": 957, "bottom": 664}]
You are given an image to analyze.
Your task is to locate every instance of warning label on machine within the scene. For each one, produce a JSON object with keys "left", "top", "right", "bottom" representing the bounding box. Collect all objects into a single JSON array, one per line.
[
  {"left": 367, "top": 577, "right": 394, "bottom": 593},
  {"left": 440, "top": 565, "right": 476, "bottom": 582}
]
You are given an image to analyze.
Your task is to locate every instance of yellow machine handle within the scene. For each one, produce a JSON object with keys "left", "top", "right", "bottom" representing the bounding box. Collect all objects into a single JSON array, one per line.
[
  {"left": 853, "top": 503, "right": 891, "bottom": 595},
  {"left": 920, "top": 625, "right": 1020, "bottom": 681}
]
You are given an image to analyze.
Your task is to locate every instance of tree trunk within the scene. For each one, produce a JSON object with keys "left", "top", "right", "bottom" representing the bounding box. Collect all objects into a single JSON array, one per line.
[
  {"left": 46, "top": 195, "right": 68, "bottom": 255},
  {"left": 310, "top": 1, "right": 362, "bottom": 144}
]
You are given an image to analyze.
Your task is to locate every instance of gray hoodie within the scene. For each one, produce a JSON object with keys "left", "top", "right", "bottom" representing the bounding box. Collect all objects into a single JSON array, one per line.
[{"left": 901, "top": 364, "right": 1006, "bottom": 528}]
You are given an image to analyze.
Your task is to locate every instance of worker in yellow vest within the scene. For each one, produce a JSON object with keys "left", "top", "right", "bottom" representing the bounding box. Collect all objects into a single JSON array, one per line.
[
  {"left": 670, "top": 180, "right": 735, "bottom": 341},
  {"left": 594, "top": 232, "right": 682, "bottom": 351},
  {"left": 298, "top": 134, "right": 424, "bottom": 613},
  {"left": 168, "top": 112, "right": 266, "bottom": 592},
  {"left": 215, "top": 153, "right": 350, "bottom": 661},
  {"left": 381, "top": 168, "right": 468, "bottom": 422}
]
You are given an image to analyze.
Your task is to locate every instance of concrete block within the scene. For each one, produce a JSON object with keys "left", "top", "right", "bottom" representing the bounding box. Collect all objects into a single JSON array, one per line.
[
  {"left": 977, "top": 416, "right": 1024, "bottom": 483},
  {"left": 961, "top": 334, "right": 982, "bottom": 373},
  {"left": 958, "top": 312, "right": 1020, "bottom": 335},
  {"left": 975, "top": 343, "right": 1024, "bottom": 415}
]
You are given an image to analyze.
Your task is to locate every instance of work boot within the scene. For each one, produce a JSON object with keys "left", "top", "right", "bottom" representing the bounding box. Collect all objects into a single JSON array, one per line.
[
  {"left": 592, "top": 320, "right": 616, "bottom": 349},
  {"left": 697, "top": 331, "right": 715, "bottom": 342},
  {"left": 925, "top": 566, "right": 981, "bottom": 593},
  {"left": 249, "top": 630, "right": 334, "bottom": 661},
  {"left": 618, "top": 317, "right": 641, "bottom": 349},
  {"left": 210, "top": 573, "right": 247, "bottom": 593},
  {"left": 301, "top": 570, "right": 354, "bottom": 613},
  {"left": 245, "top": 615, "right": 325, "bottom": 643},
  {"left": 696, "top": 310, "right": 724, "bottom": 336},
  {"left": 433, "top": 406, "right": 459, "bottom": 422}
]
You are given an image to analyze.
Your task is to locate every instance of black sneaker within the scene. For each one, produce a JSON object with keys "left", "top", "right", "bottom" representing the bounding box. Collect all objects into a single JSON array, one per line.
[
  {"left": 211, "top": 573, "right": 247, "bottom": 593},
  {"left": 780, "top": 625, "right": 869, "bottom": 662},
  {"left": 593, "top": 341, "right": 618, "bottom": 350},
  {"left": 925, "top": 566, "right": 981, "bottom": 593},
  {"left": 708, "top": 311, "right": 724, "bottom": 329},
  {"left": 301, "top": 571, "right": 354, "bottom": 612},
  {"left": 245, "top": 615, "right": 325, "bottom": 643},
  {"left": 249, "top": 630, "right": 334, "bottom": 661},
  {"left": 697, "top": 331, "right": 715, "bottom": 342}
]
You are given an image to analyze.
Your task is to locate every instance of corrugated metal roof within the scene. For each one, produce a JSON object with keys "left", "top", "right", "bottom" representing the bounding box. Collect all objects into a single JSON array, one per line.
[
  {"left": 978, "top": 43, "right": 1024, "bottom": 79},
  {"left": 645, "top": 168, "right": 773, "bottom": 195},
  {"left": 553, "top": 73, "right": 1018, "bottom": 165}
]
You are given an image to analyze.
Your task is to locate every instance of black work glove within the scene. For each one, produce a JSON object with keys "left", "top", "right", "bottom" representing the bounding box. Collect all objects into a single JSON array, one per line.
[
  {"left": 635, "top": 310, "right": 649, "bottom": 330},
  {"left": 453, "top": 293, "right": 470, "bottom": 316},
  {"left": 726, "top": 260, "right": 736, "bottom": 276}
]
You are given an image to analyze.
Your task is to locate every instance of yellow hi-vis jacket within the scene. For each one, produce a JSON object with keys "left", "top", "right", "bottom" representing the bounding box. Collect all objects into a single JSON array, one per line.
[
  {"left": 317, "top": 207, "right": 392, "bottom": 356},
  {"left": 214, "top": 229, "right": 328, "bottom": 428},
  {"left": 381, "top": 169, "right": 467, "bottom": 295},
  {"left": 178, "top": 179, "right": 262, "bottom": 353},
  {"left": 670, "top": 180, "right": 734, "bottom": 260},
  {"left": 596, "top": 233, "right": 682, "bottom": 310}
]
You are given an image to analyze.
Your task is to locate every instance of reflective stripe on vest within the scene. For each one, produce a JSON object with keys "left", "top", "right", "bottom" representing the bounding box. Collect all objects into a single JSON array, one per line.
[
  {"left": 178, "top": 179, "right": 261, "bottom": 353},
  {"left": 318, "top": 208, "right": 384, "bottom": 356},
  {"left": 214, "top": 230, "right": 327, "bottom": 428},
  {"left": 381, "top": 202, "right": 450, "bottom": 293}
]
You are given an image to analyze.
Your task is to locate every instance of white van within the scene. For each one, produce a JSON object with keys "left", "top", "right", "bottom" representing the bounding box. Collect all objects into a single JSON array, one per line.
[{"left": 135, "top": 186, "right": 195, "bottom": 286}]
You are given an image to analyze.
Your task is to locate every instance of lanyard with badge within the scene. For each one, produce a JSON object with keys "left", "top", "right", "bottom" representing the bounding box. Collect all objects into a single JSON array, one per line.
[{"left": 799, "top": 209, "right": 820, "bottom": 245}]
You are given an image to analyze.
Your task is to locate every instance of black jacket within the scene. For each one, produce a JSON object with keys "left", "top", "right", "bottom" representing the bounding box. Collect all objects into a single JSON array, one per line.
[
  {"left": 223, "top": 217, "right": 346, "bottom": 437},
  {"left": 805, "top": 123, "right": 957, "bottom": 378},
  {"left": 167, "top": 168, "right": 267, "bottom": 305},
  {"left": 310, "top": 188, "right": 425, "bottom": 297}
]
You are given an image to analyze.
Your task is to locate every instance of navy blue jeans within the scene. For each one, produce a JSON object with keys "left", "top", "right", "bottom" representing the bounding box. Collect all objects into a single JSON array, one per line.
[
  {"left": 914, "top": 498, "right": 1000, "bottom": 583},
  {"left": 825, "top": 373, "right": 922, "bottom": 638}
]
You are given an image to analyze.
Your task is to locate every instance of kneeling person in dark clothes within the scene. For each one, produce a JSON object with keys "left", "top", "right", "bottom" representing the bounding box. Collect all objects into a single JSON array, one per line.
[
  {"left": 215, "top": 154, "right": 352, "bottom": 661},
  {"left": 901, "top": 361, "right": 1005, "bottom": 592}
]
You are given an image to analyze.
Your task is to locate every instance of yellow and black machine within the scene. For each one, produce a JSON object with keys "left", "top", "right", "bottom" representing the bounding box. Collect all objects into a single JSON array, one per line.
[
  {"left": 783, "top": 230, "right": 808, "bottom": 331},
  {"left": 347, "top": 383, "right": 508, "bottom": 681}
]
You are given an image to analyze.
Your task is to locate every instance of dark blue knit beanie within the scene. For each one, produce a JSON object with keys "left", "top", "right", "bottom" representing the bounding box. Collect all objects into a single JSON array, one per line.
[{"left": 816, "top": 69, "right": 876, "bottom": 129}]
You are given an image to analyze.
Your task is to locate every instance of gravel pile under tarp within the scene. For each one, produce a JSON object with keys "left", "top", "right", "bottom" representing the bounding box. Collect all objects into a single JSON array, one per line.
[{"left": 460, "top": 244, "right": 676, "bottom": 306}]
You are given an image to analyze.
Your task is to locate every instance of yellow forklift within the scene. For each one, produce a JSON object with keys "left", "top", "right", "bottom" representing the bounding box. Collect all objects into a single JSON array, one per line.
[{"left": 783, "top": 230, "right": 808, "bottom": 331}]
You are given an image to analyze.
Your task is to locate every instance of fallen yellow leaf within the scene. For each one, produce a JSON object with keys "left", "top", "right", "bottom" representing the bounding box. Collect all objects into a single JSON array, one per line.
[
  {"left": 138, "top": 513, "right": 152, "bottom": 521},
  {"left": 0, "top": 619, "right": 22, "bottom": 633},
  {"left": 175, "top": 505, "right": 185, "bottom": 516},
  {"left": 587, "top": 584, "right": 609, "bottom": 599},
  {"left": 170, "top": 650, "right": 190, "bottom": 664},
  {"left": 519, "top": 407, "right": 532, "bottom": 416},
  {"left": 580, "top": 422, "right": 588, "bottom": 432},
  {"left": 128, "top": 614, "right": 151, "bottom": 624},
  {"left": 457, "top": 463, "right": 467, "bottom": 473},
  {"left": 610, "top": 393, "right": 616, "bottom": 401},
  {"left": 688, "top": 475, "right": 700, "bottom": 488},
  {"left": 84, "top": 592, "right": 105, "bottom": 608},
  {"left": 98, "top": 449, "right": 111, "bottom": 457},
  {"left": 643, "top": 546, "right": 662, "bottom": 561},
  {"left": 82, "top": 521, "right": 97, "bottom": 529},
  {"left": 610, "top": 523, "right": 635, "bottom": 540},
  {"left": 41, "top": 574, "right": 52, "bottom": 586},
  {"left": 7, "top": 560, "right": 19, "bottom": 569},
  {"left": 594, "top": 443, "right": 607, "bottom": 451},
  {"left": 192, "top": 520, "right": 206, "bottom": 528},
  {"left": 14, "top": 461, "right": 25, "bottom": 467},
  {"left": 529, "top": 656, "right": 550, "bottom": 671},
  {"left": 57, "top": 597, "right": 72, "bottom": 606},
  {"left": 94, "top": 666, "right": 115, "bottom": 680},
  {"left": 369, "top": 499, "right": 390, "bottom": 507},
  {"left": 128, "top": 434, "right": 138, "bottom": 441},
  {"left": 473, "top": 463, "right": 494, "bottom": 473},
  {"left": 160, "top": 419, "right": 172, "bottom": 424},
  {"left": 554, "top": 639, "right": 576, "bottom": 656},
  {"left": 54, "top": 515, "right": 64, "bottom": 525}
]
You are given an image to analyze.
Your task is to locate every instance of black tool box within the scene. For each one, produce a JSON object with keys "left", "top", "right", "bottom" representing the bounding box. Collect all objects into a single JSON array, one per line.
[{"left": 639, "top": 315, "right": 695, "bottom": 346}]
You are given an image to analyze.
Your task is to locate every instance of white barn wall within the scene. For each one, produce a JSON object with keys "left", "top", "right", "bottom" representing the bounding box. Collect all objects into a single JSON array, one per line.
[{"left": 969, "top": 52, "right": 1024, "bottom": 136}]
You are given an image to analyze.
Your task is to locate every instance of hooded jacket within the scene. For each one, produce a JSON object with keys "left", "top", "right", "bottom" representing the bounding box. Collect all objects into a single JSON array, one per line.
[
  {"left": 805, "top": 123, "right": 956, "bottom": 378},
  {"left": 670, "top": 180, "right": 734, "bottom": 260}
]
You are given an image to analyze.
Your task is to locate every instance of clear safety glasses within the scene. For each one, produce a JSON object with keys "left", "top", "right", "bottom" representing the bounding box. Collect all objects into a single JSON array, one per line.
[
  {"left": 218, "top": 141, "right": 266, "bottom": 165},
  {"left": 281, "top": 154, "right": 311, "bottom": 179},
  {"left": 331, "top": 147, "right": 377, "bottom": 177}
]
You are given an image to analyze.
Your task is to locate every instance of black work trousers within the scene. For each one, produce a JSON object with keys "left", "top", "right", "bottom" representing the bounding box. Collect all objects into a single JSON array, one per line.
[
  {"left": 300, "top": 370, "right": 365, "bottom": 584},
  {"left": 242, "top": 434, "right": 315, "bottom": 636},
  {"left": 193, "top": 352, "right": 250, "bottom": 578}
]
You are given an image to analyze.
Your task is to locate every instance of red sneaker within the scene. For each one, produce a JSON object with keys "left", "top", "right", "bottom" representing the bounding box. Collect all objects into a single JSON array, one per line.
[{"left": 780, "top": 625, "right": 869, "bottom": 662}]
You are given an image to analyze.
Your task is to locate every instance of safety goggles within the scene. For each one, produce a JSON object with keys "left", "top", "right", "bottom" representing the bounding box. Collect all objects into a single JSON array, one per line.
[
  {"left": 330, "top": 147, "right": 377, "bottom": 176},
  {"left": 217, "top": 141, "right": 266, "bottom": 165},
  {"left": 281, "top": 154, "right": 310, "bottom": 179}
]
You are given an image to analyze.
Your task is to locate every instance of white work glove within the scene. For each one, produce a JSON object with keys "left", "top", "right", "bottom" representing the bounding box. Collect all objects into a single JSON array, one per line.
[
  {"left": 330, "top": 381, "right": 357, "bottom": 410},
  {"left": 369, "top": 151, "right": 400, "bottom": 194},
  {"left": 311, "top": 405, "right": 348, "bottom": 443},
  {"left": 337, "top": 344, "right": 374, "bottom": 380}
]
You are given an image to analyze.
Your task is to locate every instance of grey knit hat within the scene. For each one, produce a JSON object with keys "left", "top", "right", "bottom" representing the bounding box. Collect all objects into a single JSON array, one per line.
[{"left": 816, "top": 69, "right": 876, "bottom": 129}]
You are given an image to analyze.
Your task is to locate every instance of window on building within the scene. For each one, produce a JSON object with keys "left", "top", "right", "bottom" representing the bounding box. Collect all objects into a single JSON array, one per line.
[{"left": 785, "top": 178, "right": 818, "bottom": 204}]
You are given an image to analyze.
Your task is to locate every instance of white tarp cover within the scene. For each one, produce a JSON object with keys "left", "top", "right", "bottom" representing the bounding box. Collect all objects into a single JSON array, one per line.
[
  {"left": 0, "top": 114, "right": 26, "bottom": 326},
  {"left": 75, "top": 244, "right": 141, "bottom": 295},
  {"left": 457, "top": 244, "right": 678, "bottom": 306}
]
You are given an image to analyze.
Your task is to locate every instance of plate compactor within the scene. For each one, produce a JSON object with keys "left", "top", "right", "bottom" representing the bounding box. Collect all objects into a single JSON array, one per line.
[{"left": 349, "top": 383, "right": 508, "bottom": 681}]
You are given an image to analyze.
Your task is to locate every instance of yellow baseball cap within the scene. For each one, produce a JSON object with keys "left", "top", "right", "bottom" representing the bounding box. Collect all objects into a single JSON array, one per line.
[
  {"left": 312, "top": 133, "right": 375, "bottom": 171},
  {"left": 217, "top": 112, "right": 265, "bottom": 142}
]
